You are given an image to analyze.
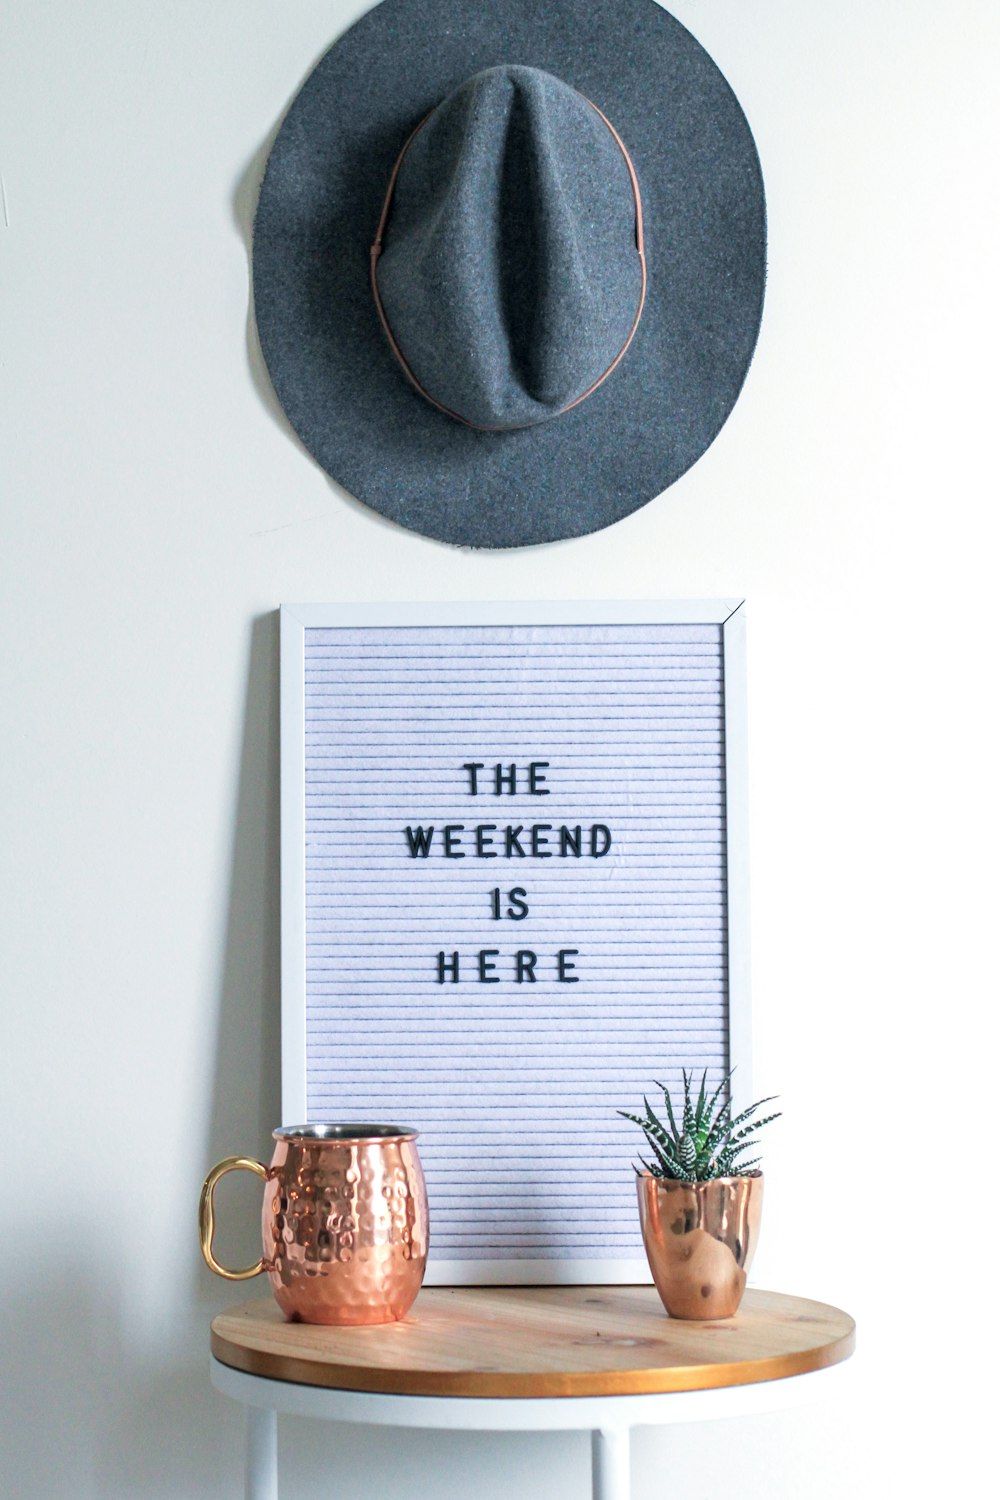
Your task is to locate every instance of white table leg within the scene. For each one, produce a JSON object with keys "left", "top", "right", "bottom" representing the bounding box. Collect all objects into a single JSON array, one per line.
[
  {"left": 246, "top": 1405, "right": 278, "bottom": 1500},
  {"left": 591, "top": 1427, "right": 630, "bottom": 1500}
]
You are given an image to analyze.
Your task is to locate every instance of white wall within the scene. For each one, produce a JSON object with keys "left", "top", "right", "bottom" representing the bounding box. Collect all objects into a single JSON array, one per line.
[{"left": 1, "top": 2, "right": 996, "bottom": 1495}]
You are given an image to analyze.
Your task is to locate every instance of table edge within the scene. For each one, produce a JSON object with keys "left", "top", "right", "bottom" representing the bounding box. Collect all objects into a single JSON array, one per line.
[{"left": 209, "top": 1315, "right": 856, "bottom": 1399}]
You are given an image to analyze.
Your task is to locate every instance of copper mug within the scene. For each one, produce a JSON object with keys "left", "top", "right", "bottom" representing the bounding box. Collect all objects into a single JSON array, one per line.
[{"left": 199, "top": 1124, "right": 428, "bottom": 1325}]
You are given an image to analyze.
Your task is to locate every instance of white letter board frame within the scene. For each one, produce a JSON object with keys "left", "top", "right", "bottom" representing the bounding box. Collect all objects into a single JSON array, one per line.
[{"left": 280, "top": 599, "right": 751, "bottom": 1286}]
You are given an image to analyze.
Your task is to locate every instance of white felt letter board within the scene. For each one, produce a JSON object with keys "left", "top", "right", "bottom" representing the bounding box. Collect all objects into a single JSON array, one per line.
[{"left": 280, "top": 601, "right": 749, "bottom": 1284}]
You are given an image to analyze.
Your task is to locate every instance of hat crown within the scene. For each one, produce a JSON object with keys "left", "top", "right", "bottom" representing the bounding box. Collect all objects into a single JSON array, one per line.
[{"left": 374, "top": 65, "right": 644, "bottom": 430}]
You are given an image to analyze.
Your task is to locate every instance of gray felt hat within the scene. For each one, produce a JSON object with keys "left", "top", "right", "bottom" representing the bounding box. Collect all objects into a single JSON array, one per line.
[{"left": 253, "top": 0, "right": 766, "bottom": 549}]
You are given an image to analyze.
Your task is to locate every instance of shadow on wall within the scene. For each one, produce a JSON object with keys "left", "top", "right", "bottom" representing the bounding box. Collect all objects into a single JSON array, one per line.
[
  {"left": 0, "top": 614, "right": 282, "bottom": 1500},
  {"left": 199, "top": 611, "right": 283, "bottom": 1201},
  {"left": 149, "top": 610, "right": 283, "bottom": 1498},
  {"left": 165, "top": 609, "right": 284, "bottom": 1494}
]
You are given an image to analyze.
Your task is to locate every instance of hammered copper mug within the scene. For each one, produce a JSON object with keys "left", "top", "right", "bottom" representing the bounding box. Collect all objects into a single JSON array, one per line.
[{"left": 199, "top": 1124, "right": 428, "bottom": 1325}]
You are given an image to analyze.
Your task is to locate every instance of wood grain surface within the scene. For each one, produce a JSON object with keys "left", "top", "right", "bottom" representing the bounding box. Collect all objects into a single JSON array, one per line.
[{"left": 210, "top": 1286, "right": 855, "bottom": 1398}]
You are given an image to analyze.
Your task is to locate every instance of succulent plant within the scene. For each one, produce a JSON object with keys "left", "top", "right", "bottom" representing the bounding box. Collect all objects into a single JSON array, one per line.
[{"left": 619, "top": 1070, "right": 780, "bottom": 1182}]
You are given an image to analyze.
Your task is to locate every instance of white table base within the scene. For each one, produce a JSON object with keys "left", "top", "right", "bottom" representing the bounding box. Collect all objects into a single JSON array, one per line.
[{"left": 213, "top": 1358, "right": 850, "bottom": 1500}]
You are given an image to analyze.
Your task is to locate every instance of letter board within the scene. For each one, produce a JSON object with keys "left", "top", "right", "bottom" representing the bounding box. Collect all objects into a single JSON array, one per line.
[{"left": 281, "top": 601, "right": 750, "bottom": 1284}]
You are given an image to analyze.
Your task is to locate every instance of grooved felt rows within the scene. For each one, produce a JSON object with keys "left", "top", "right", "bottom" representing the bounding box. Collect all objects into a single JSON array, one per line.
[{"left": 303, "top": 623, "right": 732, "bottom": 1260}]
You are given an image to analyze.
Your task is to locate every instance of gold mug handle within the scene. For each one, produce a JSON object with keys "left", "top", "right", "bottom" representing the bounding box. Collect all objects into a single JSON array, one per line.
[{"left": 199, "top": 1156, "right": 268, "bottom": 1280}]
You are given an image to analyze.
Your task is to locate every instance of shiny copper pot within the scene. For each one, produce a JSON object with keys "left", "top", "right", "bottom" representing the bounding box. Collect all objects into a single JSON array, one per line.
[
  {"left": 199, "top": 1124, "right": 428, "bottom": 1325},
  {"left": 637, "top": 1172, "right": 763, "bottom": 1320}
]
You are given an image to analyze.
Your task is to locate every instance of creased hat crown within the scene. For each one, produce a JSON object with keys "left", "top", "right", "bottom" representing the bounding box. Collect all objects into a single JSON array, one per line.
[{"left": 372, "top": 65, "right": 645, "bottom": 430}]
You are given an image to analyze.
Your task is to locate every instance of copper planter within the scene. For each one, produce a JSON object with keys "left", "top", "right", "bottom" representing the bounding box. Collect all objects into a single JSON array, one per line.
[
  {"left": 200, "top": 1124, "right": 428, "bottom": 1325},
  {"left": 637, "top": 1172, "right": 763, "bottom": 1320}
]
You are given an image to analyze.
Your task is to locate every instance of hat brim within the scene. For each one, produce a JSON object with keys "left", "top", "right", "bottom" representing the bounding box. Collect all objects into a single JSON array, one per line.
[{"left": 252, "top": 0, "right": 766, "bottom": 549}]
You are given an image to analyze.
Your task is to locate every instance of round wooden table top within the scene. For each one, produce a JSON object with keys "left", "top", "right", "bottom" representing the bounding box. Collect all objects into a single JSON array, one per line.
[{"left": 211, "top": 1286, "right": 855, "bottom": 1399}]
